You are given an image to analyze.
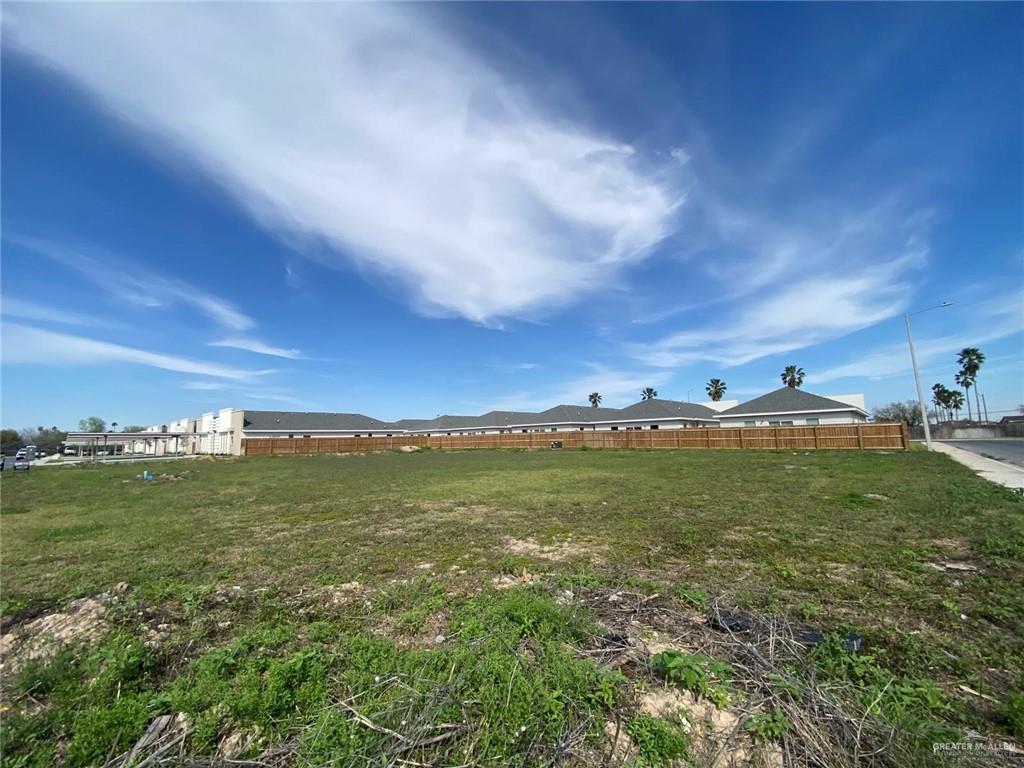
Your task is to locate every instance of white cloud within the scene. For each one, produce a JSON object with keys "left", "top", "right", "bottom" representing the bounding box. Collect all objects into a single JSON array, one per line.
[
  {"left": 1, "top": 297, "right": 103, "bottom": 327},
  {"left": 179, "top": 380, "right": 231, "bottom": 391},
  {"left": 208, "top": 337, "right": 303, "bottom": 359},
  {"left": 2, "top": 323, "right": 270, "bottom": 380},
  {"left": 808, "top": 296, "right": 1024, "bottom": 385},
  {"left": 485, "top": 364, "right": 674, "bottom": 411},
  {"left": 6, "top": 4, "right": 683, "bottom": 324},
  {"left": 11, "top": 236, "right": 255, "bottom": 331},
  {"left": 630, "top": 201, "right": 930, "bottom": 368}
]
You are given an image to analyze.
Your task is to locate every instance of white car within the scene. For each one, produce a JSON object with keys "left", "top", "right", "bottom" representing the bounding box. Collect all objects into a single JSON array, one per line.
[
  {"left": 64, "top": 446, "right": 77, "bottom": 455},
  {"left": 15, "top": 448, "right": 27, "bottom": 459}
]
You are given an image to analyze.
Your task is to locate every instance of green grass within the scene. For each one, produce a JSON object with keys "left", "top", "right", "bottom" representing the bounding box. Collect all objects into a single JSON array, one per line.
[{"left": 2, "top": 448, "right": 1022, "bottom": 765}]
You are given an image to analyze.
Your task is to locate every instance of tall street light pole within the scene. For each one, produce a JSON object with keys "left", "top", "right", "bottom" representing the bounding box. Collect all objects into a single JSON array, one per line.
[{"left": 904, "top": 302, "right": 952, "bottom": 451}]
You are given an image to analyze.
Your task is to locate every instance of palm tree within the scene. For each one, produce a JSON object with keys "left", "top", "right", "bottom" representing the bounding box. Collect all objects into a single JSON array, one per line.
[
  {"left": 588, "top": 392, "right": 602, "bottom": 408},
  {"left": 947, "top": 390, "right": 965, "bottom": 421},
  {"left": 931, "top": 384, "right": 948, "bottom": 423},
  {"left": 957, "top": 348, "right": 986, "bottom": 421},
  {"left": 954, "top": 371, "right": 973, "bottom": 421},
  {"left": 641, "top": 387, "right": 658, "bottom": 401},
  {"left": 705, "top": 378, "right": 727, "bottom": 402},
  {"left": 780, "top": 365, "right": 805, "bottom": 389}
]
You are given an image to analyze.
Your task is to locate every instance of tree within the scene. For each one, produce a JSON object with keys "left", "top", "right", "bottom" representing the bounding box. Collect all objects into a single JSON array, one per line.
[
  {"left": 641, "top": 387, "right": 658, "bottom": 400},
  {"left": 931, "top": 384, "right": 948, "bottom": 423},
  {"left": 957, "top": 347, "right": 986, "bottom": 421},
  {"left": 872, "top": 401, "right": 923, "bottom": 427},
  {"left": 121, "top": 425, "right": 146, "bottom": 433},
  {"left": 954, "top": 371, "right": 973, "bottom": 421},
  {"left": 931, "top": 383, "right": 959, "bottom": 422},
  {"left": 705, "top": 378, "right": 727, "bottom": 402},
  {"left": 947, "top": 390, "right": 965, "bottom": 420},
  {"left": 588, "top": 393, "right": 602, "bottom": 408},
  {"left": 17, "top": 426, "right": 68, "bottom": 454},
  {"left": 1, "top": 428, "right": 21, "bottom": 454},
  {"left": 780, "top": 365, "right": 805, "bottom": 389},
  {"left": 78, "top": 417, "right": 107, "bottom": 433}
]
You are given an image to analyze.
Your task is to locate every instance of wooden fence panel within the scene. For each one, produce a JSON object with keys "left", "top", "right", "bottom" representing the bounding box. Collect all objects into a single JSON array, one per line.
[{"left": 240, "top": 422, "right": 907, "bottom": 456}]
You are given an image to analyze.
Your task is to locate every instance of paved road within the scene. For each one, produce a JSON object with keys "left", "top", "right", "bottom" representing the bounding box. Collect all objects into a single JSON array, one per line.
[{"left": 944, "top": 439, "right": 1024, "bottom": 469}]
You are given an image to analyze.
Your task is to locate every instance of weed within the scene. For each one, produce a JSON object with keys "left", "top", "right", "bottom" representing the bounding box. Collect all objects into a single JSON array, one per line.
[
  {"left": 626, "top": 714, "right": 689, "bottom": 766},
  {"left": 745, "top": 709, "right": 792, "bottom": 742},
  {"left": 797, "top": 601, "right": 819, "bottom": 621},
  {"left": 1005, "top": 691, "right": 1024, "bottom": 739},
  {"left": 673, "top": 583, "right": 709, "bottom": 608},
  {"left": 651, "top": 650, "right": 732, "bottom": 708}
]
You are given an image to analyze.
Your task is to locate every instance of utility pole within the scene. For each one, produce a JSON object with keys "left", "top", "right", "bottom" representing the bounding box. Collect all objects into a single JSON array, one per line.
[
  {"left": 904, "top": 313, "right": 932, "bottom": 451},
  {"left": 904, "top": 301, "right": 953, "bottom": 451}
]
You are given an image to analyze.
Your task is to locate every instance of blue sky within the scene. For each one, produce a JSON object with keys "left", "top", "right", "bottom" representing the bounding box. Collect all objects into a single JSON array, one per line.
[{"left": 2, "top": 3, "right": 1022, "bottom": 428}]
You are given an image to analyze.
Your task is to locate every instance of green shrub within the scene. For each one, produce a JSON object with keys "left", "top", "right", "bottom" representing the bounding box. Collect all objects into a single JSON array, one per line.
[
  {"left": 651, "top": 650, "right": 732, "bottom": 708},
  {"left": 745, "top": 709, "right": 792, "bottom": 742},
  {"left": 626, "top": 714, "right": 688, "bottom": 766},
  {"left": 1004, "top": 691, "right": 1024, "bottom": 739}
]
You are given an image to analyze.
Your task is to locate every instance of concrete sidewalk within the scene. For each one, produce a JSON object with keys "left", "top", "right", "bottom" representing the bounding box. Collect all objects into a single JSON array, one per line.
[{"left": 931, "top": 441, "right": 1024, "bottom": 490}]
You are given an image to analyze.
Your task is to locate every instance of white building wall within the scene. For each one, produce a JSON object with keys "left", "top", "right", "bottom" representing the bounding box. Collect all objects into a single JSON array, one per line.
[{"left": 716, "top": 410, "right": 867, "bottom": 427}]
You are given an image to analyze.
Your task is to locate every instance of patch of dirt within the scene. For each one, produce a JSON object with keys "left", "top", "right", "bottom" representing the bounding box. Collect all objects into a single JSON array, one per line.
[
  {"left": 492, "top": 569, "right": 543, "bottom": 589},
  {"left": 636, "top": 683, "right": 783, "bottom": 768},
  {"left": 932, "top": 538, "right": 972, "bottom": 557},
  {"left": 0, "top": 597, "right": 108, "bottom": 676},
  {"left": 218, "top": 725, "right": 262, "bottom": 759},
  {"left": 398, "top": 445, "right": 421, "bottom": 453},
  {"left": 927, "top": 561, "right": 980, "bottom": 574},
  {"left": 502, "top": 536, "right": 603, "bottom": 561},
  {"left": 603, "top": 719, "right": 638, "bottom": 764},
  {"left": 862, "top": 493, "right": 890, "bottom": 501}
]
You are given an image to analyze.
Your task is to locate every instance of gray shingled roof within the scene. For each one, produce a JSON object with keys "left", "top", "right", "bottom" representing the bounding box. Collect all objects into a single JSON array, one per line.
[
  {"left": 242, "top": 392, "right": 817, "bottom": 435},
  {"left": 618, "top": 399, "right": 718, "bottom": 421},
  {"left": 243, "top": 411, "right": 397, "bottom": 432},
  {"left": 715, "top": 388, "right": 865, "bottom": 417},
  {"left": 535, "top": 404, "right": 625, "bottom": 423}
]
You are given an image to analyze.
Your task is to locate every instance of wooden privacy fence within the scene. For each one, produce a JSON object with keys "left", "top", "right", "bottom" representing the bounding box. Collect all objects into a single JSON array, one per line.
[{"left": 242, "top": 422, "right": 908, "bottom": 456}]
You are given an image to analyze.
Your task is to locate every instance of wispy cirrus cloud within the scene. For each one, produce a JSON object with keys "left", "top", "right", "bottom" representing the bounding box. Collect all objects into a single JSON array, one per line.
[
  {"left": 628, "top": 191, "right": 931, "bottom": 368},
  {"left": 1, "top": 297, "right": 104, "bottom": 327},
  {"left": 5, "top": 4, "right": 684, "bottom": 325},
  {"left": 9, "top": 236, "right": 255, "bottom": 331},
  {"left": 2, "top": 323, "right": 271, "bottom": 380},
  {"left": 208, "top": 337, "right": 303, "bottom": 360},
  {"left": 808, "top": 294, "right": 1024, "bottom": 385},
  {"left": 482, "top": 363, "right": 673, "bottom": 412}
]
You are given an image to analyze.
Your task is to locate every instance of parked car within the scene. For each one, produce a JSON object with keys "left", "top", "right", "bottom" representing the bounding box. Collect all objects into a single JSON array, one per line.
[
  {"left": 64, "top": 446, "right": 77, "bottom": 455},
  {"left": 13, "top": 458, "right": 30, "bottom": 471},
  {"left": 15, "top": 448, "right": 27, "bottom": 459}
]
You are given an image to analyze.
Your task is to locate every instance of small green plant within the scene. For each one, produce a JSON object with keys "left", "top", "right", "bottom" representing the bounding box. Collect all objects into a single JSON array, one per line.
[
  {"left": 626, "top": 714, "right": 689, "bottom": 766},
  {"left": 1005, "top": 691, "right": 1024, "bottom": 739},
  {"left": 745, "top": 709, "right": 792, "bottom": 742},
  {"left": 774, "top": 563, "right": 797, "bottom": 582},
  {"left": 797, "top": 601, "right": 819, "bottom": 621},
  {"left": 651, "top": 650, "right": 732, "bottom": 708},
  {"left": 673, "top": 584, "right": 709, "bottom": 608}
]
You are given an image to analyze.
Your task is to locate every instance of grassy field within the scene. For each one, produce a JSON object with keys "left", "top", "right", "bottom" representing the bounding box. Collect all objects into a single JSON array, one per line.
[{"left": 1, "top": 448, "right": 1022, "bottom": 766}]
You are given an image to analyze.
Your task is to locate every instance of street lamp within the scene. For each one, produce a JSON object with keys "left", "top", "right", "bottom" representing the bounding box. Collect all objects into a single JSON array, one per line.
[
  {"left": 107, "top": 422, "right": 118, "bottom": 460},
  {"left": 904, "top": 302, "right": 952, "bottom": 451}
]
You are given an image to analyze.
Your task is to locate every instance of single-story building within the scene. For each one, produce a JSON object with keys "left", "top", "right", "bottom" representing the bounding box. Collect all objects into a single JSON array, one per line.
[
  {"left": 714, "top": 388, "right": 868, "bottom": 427},
  {"left": 88, "top": 389, "right": 867, "bottom": 456}
]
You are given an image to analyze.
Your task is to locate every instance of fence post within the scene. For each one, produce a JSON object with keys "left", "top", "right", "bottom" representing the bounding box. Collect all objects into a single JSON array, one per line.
[
  {"left": 857, "top": 425, "right": 864, "bottom": 450},
  {"left": 739, "top": 430, "right": 745, "bottom": 449},
  {"left": 900, "top": 421, "right": 909, "bottom": 451},
  {"left": 773, "top": 427, "right": 779, "bottom": 450},
  {"left": 813, "top": 427, "right": 819, "bottom": 449}
]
